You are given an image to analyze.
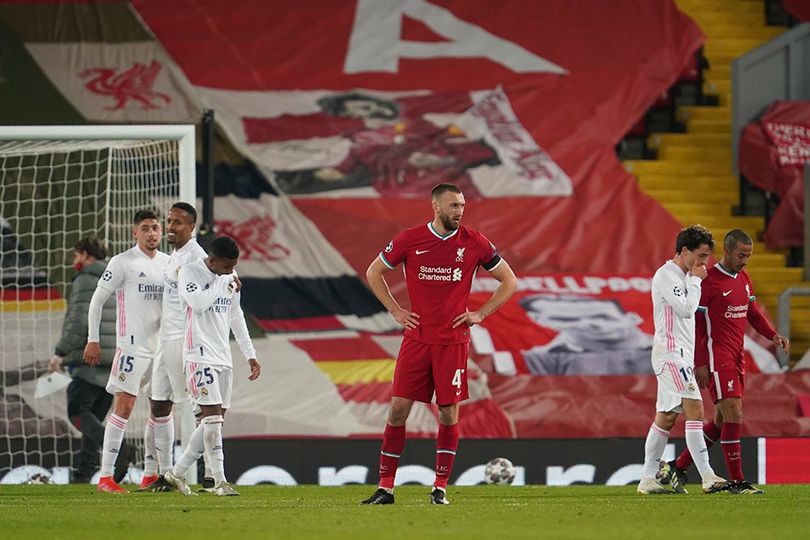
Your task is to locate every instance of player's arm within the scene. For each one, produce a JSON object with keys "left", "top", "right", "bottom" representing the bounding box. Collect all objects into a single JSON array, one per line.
[
  {"left": 84, "top": 260, "right": 122, "bottom": 367},
  {"left": 747, "top": 297, "right": 789, "bottom": 353},
  {"left": 366, "top": 255, "right": 420, "bottom": 329},
  {"left": 178, "top": 266, "right": 233, "bottom": 313},
  {"left": 659, "top": 269, "right": 703, "bottom": 319},
  {"left": 229, "top": 291, "right": 260, "bottom": 381},
  {"left": 452, "top": 259, "right": 517, "bottom": 328},
  {"left": 694, "top": 308, "right": 711, "bottom": 387}
]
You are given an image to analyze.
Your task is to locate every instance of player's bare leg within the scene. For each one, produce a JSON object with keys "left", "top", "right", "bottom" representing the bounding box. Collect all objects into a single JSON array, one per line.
[
  {"left": 431, "top": 403, "right": 459, "bottom": 505},
  {"left": 97, "top": 392, "right": 137, "bottom": 493},
  {"left": 362, "top": 397, "right": 414, "bottom": 505}
]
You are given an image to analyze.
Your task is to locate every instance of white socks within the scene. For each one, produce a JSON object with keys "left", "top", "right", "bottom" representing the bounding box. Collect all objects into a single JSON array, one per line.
[
  {"left": 153, "top": 414, "right": 174, "bottom": 475},
  {"left": 642, "top": 423, "right": 670, "bottom": 479},
  {"left": 685, "top": 420, "right": 715, "bottom": 479},
  {"left": 143, "top": 417, "right": 157, "bottom": 476},
  {"left": 172, "top": 423, "right": 205, "bottom": 477},
  {"left": 203, "top": 415, "right": 226, "bottom": 484},
  {"left": 100, "top": 414, "right": 128, "bottom": 478}
]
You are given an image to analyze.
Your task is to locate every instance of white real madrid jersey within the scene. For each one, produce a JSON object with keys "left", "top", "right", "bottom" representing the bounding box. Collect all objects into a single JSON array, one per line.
[
  {"left": 651, "top": 260, "right": 703, "bottom": 370},
  {"left": 178, "top": 258, "right": 256, "bottom": 368},
  {"left": 90, "top": 245, "right": 169, "bottom": 357},
  {"left": 159, "top": 239, "right": 208, "bottom": 341}
]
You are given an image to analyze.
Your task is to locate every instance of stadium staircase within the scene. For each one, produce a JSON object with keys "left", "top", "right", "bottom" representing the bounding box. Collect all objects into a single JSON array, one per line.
[{"left": 624, "top": 0, "right": 808, "bottom": 366}]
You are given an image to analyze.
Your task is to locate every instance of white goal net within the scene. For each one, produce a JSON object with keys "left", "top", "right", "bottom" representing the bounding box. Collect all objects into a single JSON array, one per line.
[{"left": 0, "top": 125, "right": 194, "bottom": 484}]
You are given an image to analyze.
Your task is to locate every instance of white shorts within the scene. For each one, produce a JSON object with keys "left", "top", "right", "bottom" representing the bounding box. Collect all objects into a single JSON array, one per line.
[
  {"left": 151, "top": 338, "right": 188, "bottom": 403},
  {"left": 185, "top": 362, "right": 232, "bottom": 409},
  {"left": 654, "top": 356, "right": 702, "bottom": 413},
  {"left": 106, "top": 347, "right": 153, "bottom": 396}
]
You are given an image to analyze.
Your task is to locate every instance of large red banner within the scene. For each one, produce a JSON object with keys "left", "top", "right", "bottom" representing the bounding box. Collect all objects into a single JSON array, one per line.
[{"left": 132, "top": 0, "right": 702, "bottom": 276}]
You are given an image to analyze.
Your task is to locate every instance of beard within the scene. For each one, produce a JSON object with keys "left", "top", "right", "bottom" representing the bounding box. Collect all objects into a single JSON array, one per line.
[{"left": 439, "top": 213, "right": 459, "bottom": 231}]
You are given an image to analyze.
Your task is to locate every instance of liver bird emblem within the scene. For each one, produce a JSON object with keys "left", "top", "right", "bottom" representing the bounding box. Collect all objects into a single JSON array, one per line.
[{"left": 80, "top": 61, "right": 171, "bottom": 110}]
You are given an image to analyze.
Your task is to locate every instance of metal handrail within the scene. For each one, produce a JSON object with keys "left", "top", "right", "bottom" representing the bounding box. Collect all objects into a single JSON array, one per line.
[{"left": 777, "top": 287, "right": 810, "bottom": 367}]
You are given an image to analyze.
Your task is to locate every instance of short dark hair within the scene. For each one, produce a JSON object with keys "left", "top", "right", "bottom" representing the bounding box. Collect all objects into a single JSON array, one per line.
[
  {"left": 209, "top": 236, "right": 239, "bottom": 260},
  {"left": 431, "top": 183, "right": 462, "bottom": 200},
  {"left": 675, "top": 224, "right": 714, "bottom": 254},
  {"left": 316, "top": 92, "right": 399, "bottom": 119},
  {"left": 170, "top": 202, "right": 197, "bottom": 224},
  {"left": 724, "top": 229, "right": 753, "bottom": 250},
  {"left": 74, "top": 237, "right": 107, "bottom": 260},
  {"left": 133, "top": 209, "right": 159, "bottom": 224}
]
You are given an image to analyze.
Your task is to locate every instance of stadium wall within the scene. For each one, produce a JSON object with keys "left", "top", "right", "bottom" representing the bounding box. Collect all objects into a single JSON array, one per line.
[{"left": 4, "top": 437, "right": 809, "bottom": 485}]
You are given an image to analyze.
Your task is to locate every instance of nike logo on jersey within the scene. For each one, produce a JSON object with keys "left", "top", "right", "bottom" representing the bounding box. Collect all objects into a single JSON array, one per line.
[
  {"left": 415, "top": 249, "right": 430, "bottom": 255},
  {"left": 723, "top": 290, "right": 732, "bottom": 296}
]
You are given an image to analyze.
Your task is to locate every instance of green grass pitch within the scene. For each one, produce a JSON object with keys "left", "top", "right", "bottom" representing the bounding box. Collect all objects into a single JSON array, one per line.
[{"left": 2, "top": 484, "right": 809, "bottom": 540}]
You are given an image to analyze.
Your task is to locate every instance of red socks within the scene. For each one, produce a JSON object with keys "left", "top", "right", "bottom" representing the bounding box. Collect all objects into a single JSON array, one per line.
[
  {"left": 378, "top": 424, "right": 406, "bottom": 489},
  {"left": 433, "top": 423, "right": 459, "bottom": 489},
  {"left": 720, "top": 422, "right": 743, "bottom": 481}
]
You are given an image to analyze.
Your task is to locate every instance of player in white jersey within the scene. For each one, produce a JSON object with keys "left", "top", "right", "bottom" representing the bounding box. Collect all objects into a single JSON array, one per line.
[
  {"left": 84, "top": 210, "right": 170, "bottom": 493},
  {"left": 138, "top": 202, "right": 208, "bottom": 490},
  {"left": 162, "top": 236, "right": 261, "bottom": 496},
  {"left": 637, "top": 225, "right": 726, "bottom": 495}
]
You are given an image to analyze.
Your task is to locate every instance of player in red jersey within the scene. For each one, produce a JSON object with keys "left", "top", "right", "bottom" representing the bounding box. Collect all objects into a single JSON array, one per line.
[
  {"left": 361, "top": 183, "right": 517, "bottom": 505},
  {"left": 660, "top": 229, "right": 789, "bottom": 494}
]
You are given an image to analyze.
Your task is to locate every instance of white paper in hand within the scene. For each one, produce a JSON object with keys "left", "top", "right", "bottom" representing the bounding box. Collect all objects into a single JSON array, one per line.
[{"left": 34, "top": 371, "right": 71, "bottom": 398}]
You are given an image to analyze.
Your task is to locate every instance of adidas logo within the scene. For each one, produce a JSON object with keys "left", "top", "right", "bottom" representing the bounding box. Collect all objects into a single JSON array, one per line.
[{"left": 138, "top": 272, "right": 147, "bottom": 278}]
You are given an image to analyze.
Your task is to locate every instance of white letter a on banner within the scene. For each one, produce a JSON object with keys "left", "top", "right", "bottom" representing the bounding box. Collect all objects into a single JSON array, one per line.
[{"left": 344, "top": 0, "right": 567, "bottom": 74}]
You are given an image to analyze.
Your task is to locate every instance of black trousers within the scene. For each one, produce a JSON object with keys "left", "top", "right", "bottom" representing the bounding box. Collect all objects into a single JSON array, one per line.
[{"left": 67, "top": 378, "right": 112, "bottom": 478}]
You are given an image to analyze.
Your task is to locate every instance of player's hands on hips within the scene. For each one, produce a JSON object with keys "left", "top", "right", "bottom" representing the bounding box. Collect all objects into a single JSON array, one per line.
[
  {"left": 773, "top": 334, "right": 790, "bottom": 353},
  {"left": 694, "top": 365, "right": 709, "bottom": 389},
  {"left": 452, "top": 310, "right": 484, "bottom": 328},
  {"left": 247, "top": 358, "right": 261, "bottom": 380},
  {"left": 690, "top": 259, "right": 707, "bottom": 280},
  {"left": 48, "top": 354, "right": 64, "bottom": 373},
  {"left": 83, "top": 342, "right": 100, "bottom": 367},
  {"left": 391, "top": 307, "right": 420, "bottom": 329}
]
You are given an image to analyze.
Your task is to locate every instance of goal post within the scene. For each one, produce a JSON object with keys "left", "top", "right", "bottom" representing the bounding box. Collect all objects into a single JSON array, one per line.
[{"left": 0, "top": 124, "right": 195, "bottom": 484}]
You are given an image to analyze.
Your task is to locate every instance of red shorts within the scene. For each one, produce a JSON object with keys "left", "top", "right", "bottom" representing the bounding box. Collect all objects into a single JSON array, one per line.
[
  {"left": 708, "top": 369, "right": 745, "bottom": 402},
  {"left": 392, "top": 338, "right": 469, "bottom": 405}
]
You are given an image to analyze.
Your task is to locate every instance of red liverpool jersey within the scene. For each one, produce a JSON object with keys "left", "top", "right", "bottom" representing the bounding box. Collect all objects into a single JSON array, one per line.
[
  {"left": 695, "top": 264, "right": 776, "bottom": 373},
  {"left": 380, "top": 222, "right": 501, "bottom": 345}
]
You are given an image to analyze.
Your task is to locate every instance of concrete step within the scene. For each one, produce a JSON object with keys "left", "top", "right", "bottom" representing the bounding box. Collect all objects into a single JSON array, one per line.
[
  {"left": 701, "top": 25, "right": 784, "bottom": 41},
  {"left": 704, "top": 38, "right": 769, "bottom": 57},
  {"left": 685, "top": 12, "right": 765, "bottom": 27},
  {"left": 673, "top": 215, "right": 764, "bottom": 232},
  {"left": 661, "top": 202, "right": 734, "bottom": 215},
  {"left": 657, "top": 146, "right": 732, "bottom": 161},
  {"left": 762, "top": 294, "right": 810, "bottom": 310},
  {"left": 636, "top": 174, "right": 738, "bottom": 191},
  {"left": 747, "top": 267, "right": 806, "bottom": 283},
  {"left": 625, "top": 159, "right": 731, "bottom": 176},
  {"left": 705, "top": 64, "right": 731, "bottom": 78},
  {"left": 754, "top": 281, "right": 810, "bottom": 295},
  {"left": 743, "top": 252, "right": 786, "bottom": 267},
  {"left": 704, "top": 79, "right": 731, "bottom": 96},
  {"left": 686, "top": 118, "right": 731, "bottom": 134},
  {"left": 649, "top": 132, "right": 731, "bottom": 148},
  {"left": 677, "top": 106, "right": 730, "bottom": 122},
  {"left": 644, "top": 189, "right": 739, "bottom": 204}
]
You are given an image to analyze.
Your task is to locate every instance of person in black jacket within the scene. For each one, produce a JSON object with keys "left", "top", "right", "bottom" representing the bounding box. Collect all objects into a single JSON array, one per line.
[{"left": 48, "top": 238, "right": 132, "bottom": 483}]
